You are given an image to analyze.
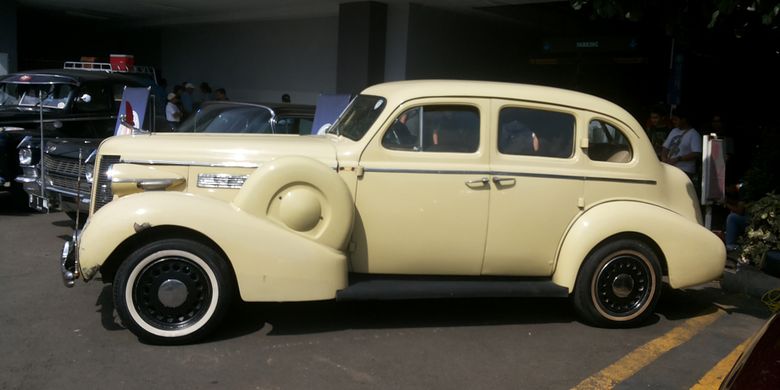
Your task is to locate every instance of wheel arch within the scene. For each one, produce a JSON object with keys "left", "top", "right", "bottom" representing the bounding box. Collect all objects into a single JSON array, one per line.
[
  {"left": 552, "top": 201, "right": 677, "bottom": 293},
  {"left": 574, "top": 232, "right": 668, "bottom": 285},
  {"left": 99, "top": 225, "right": 237, "bottom": 289}
]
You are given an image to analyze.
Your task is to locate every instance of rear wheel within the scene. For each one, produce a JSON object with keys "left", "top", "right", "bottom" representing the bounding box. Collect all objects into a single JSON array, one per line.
[
  {"left": 113, "top": 238, "right": 233, "bottom": 344},
  {"left": 573, "top": 239, "right": 661, "bottom": 327}
]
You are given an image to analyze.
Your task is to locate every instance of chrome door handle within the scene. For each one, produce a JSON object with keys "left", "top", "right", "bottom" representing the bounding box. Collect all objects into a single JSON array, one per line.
[
  {"left": 492, "top": 176, "right": 516, "bottom": 185},
  {"left": 465, "top": 177, "right": 490, "bottom": 187}
]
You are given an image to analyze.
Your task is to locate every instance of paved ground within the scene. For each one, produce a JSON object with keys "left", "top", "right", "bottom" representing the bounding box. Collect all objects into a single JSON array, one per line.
[{"left": 0, "top": 200, "right": 773, "bottom": 390}]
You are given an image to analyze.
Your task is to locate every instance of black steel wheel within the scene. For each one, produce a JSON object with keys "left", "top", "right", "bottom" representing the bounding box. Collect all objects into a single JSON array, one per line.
[
  {"left": 573, "top": 239, "right": 661, "bottom": 327},
  {"left": 114, "top": 238, "right": 234, "bottom": 344}
]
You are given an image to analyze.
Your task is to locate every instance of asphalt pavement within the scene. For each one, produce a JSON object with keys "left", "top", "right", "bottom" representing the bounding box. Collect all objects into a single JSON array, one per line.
[{"left": 0, "top": 199, "right": 774, "bottom": 390}]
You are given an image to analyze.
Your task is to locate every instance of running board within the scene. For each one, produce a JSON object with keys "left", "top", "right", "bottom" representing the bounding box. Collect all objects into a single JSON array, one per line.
[{"left": 336, "top": 274, "right": 570, "bottom": 300}]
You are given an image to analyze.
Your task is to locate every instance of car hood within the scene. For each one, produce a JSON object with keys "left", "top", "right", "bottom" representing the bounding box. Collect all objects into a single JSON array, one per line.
[
  {"left": 44, "top": 138, "right": 101, "bottom": 160},
  {"left": 98, "top": 133, "right": 339, "bottom": 168}
]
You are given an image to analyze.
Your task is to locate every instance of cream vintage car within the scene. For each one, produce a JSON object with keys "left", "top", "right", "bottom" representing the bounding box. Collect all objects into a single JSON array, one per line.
[{"left": 61, "top": 80, "right": 725, "bottom": 344}]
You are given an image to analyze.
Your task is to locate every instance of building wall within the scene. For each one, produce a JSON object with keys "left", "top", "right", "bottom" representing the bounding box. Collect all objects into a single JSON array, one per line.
[
  {"left": 405, "top": 4, "right": 533, "bottom": 83},
  {"left": 161, "top": 17, "right": 338, "bottom": 104},
  {"left": 0, "top": 1, "right": 17, "bottom": 74}
]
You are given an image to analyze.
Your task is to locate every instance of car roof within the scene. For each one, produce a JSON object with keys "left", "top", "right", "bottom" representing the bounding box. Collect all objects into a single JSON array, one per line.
[{"left": 362, "top": 80, "right": 638, "bottom": 127}]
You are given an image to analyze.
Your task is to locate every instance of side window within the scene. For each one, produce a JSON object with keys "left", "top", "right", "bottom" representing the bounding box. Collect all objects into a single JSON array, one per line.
[
  {"left": 498, "top": 107, "right": 575, "bottom": 158},
  {"left": 382, "top": 105, "right": 480, "bottom": 153},
  {"left": 73, "top": 83, "right": 111, "bottom": 113},
  {"left": 587, "top": 120, "right": 634, "bottom": 163}
]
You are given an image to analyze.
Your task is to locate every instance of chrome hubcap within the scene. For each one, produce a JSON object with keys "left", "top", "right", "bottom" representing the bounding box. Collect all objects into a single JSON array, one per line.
[
  {"left": 612, "top": 274, "right": 635, "bottom": 298},
  {"left": 158, "top": 279, "right": 189, "bottom": 308}
]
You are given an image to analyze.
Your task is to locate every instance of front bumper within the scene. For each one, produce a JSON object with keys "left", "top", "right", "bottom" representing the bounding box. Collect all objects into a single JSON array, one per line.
[
  {"left": 16, "top": 175, "right": 91, "bottom": 214},
  {"left": 60, "top": 231, "right": 80, "bottom": 288}
]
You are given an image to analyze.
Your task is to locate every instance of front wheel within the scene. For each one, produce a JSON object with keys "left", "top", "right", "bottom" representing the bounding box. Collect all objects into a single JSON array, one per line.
[
  {"left": 113, "top": 238, "right": 234, "bottom": 344},
  {"left": 573, "top": 239, "right": 662, "bottom": 327}
]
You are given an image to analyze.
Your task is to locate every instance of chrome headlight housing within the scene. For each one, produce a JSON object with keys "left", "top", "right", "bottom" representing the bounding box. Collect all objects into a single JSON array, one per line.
[{"left": 18, "top": 148, "right": 33, "bottom": 166}]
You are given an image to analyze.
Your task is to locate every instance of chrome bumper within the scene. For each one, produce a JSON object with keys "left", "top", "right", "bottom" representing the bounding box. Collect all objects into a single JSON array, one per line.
[{"left": 60, "top": 231, "right": 80, "bottom": 288}]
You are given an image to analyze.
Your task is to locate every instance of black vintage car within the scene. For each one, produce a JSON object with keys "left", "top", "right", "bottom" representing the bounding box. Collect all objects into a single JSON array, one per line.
[
  {"left": 16, "top": 99, "right": 314, "bottom": 222},
  {"left": 0, "top": 65, "right": 162, "bottom": 211}
]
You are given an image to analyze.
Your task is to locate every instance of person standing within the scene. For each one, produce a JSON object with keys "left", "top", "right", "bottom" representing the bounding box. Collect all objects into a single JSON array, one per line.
[
  {"left": 180, "top": 82, "right": 196, "bottom": 117},
  {"left": 214, "top": 88, "right": 229, "bottom": 101},
  {"left": 662, "top": 107, "right": 702, "bottom": 184},
  {"left": 644, "top": 105, "right": 670, "bottom": 158},
  {"left": 165, "top": 92, "right": 182, "bottom": 130}
]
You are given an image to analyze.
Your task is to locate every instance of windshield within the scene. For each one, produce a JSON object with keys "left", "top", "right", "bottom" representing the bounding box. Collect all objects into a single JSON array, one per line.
[
  {"left": 328, "top": 95, "right": 386, "bottom": 141},
  {"left": 0, "top": 82, "right": 74, "bottom": 109},
  {"left": 177, "top": 103, "right": 274, "bottom": 133}
]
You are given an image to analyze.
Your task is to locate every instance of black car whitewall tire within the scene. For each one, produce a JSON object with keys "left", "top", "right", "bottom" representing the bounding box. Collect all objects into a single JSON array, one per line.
[
  {"left": 114, "top": 239, "right": 233, "bottom": 344},
  {"left": 573, "top": 239, "right": 661, "bottom": 327}
]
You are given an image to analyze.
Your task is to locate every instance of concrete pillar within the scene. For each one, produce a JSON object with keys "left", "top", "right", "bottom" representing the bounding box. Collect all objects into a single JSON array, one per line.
[
  {"left": 336, "top": 1, "right": 387, "bottom": 95},
  {"left": 384, "top": 2, "right": 409, "bottom": 81},
  {"left": 0, "top": 1, "right": 17, "bottom": 75}
]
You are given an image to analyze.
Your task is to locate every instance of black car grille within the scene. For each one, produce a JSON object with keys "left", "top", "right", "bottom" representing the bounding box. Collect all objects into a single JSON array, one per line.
[
  {"left": 93, "top": 155, "right": 120, "bottom": 213},
  {"left": 43, "top": 154, "right": 91, "bottom": 194}
]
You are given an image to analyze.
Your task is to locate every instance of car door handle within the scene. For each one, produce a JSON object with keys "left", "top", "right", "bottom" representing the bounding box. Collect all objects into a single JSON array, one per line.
[
  {"left": 492, "top": 176, "right": 516, "bottom": 186},
  {"left": 465, "top": 177, "right": 490, "bottom": 187}
]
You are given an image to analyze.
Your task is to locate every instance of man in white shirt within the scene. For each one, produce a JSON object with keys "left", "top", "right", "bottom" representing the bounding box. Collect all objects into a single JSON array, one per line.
[
  {"left": 662, "top": 108, "right": 702, "bottom": 180},
  {"left": 166, "top": 92, "right": 182, "bottom": 130}
]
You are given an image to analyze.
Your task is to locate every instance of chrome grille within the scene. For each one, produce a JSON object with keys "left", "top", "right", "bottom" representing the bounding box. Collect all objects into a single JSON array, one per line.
[
  {"left": 93, "top": 155, "right": 120, "bottom": 213},
  {"left": 43, "top": 154, "right": 82, "bottom": 177},
  {"left": 47, "top": 174, "right": 91, "bottom": 194},
  {"left": 43, "top": 154, "right": 91, "bottom": 194}
]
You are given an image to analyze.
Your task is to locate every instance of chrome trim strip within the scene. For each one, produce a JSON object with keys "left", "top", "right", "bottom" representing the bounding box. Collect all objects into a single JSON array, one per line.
[
  {"left": 121, "top": 159, "right": 259, "bottom": 168},
  {"left": 46, "top": 186, "right": 91, "bottom": 200},
  {"left": 363, "top": 168, "right": 657, "bottom": 185}
]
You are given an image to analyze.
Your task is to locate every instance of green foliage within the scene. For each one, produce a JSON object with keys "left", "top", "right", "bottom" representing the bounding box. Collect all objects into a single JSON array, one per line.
[{"left": 741, "top": 193, "right": 780, "bottom": 268}]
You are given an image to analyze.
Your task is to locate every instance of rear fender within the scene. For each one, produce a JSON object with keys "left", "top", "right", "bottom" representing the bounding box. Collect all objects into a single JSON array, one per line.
[{"left": 552, "top": 201, "right": 725, "bottom": 292}]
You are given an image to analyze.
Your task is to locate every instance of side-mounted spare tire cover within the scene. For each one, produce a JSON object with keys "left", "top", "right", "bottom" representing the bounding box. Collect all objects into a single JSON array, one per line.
[{"left": 232, "top": 156, "right": 354, "bottom": 251}]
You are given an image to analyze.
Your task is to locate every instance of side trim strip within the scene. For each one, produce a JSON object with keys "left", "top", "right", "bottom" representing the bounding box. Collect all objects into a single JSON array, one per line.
[
  {"left": 363, "top": 167, "right": 656, "bottom": 185},
  {"left": 121, "top": 159, "right": 259, "bottom": 168}
]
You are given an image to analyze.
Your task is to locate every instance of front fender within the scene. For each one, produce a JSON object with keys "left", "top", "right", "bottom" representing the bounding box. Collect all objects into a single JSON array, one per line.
[
  {"left": 78, "top": 191, "right": 348, "bottom": 301},
  {"left": 552, "top": 201, "right": 725, "bottom": 292}
]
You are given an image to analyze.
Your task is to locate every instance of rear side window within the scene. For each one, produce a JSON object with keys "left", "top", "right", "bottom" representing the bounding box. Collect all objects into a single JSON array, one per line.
[
  {"left": 382, "top": 105, "right": 480, "bottom": 153},
  {"left": 498, "top": 107, "right": 575, "bottom": 158},
  {"left": 587, "top": 120, "right": 633, "bottom": 163}
]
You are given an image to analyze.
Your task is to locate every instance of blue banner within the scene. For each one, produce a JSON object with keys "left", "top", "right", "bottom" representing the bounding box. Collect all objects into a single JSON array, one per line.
[
  {"left": 311, "top": 93, "right": 351, "bottom": 134},
  {"left": 114, "top": 87, "right": 150, "bottom": 136}
]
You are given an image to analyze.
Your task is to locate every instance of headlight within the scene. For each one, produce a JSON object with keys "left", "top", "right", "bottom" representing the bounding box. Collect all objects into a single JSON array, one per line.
[
  {"left": 18, "top": 148, "right": 32, "bottom": 166},
  {"left": 84, "top": 163, "right": 94, "bottom": 183}
]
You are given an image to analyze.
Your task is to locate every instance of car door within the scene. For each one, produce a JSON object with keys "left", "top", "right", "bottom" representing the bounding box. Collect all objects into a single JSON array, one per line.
[
  {"left": 482, "top": 100, "right": 584, "bottom": 276},
  {"left": 351, "top": 98, "right": 490, "bottom": 275}
]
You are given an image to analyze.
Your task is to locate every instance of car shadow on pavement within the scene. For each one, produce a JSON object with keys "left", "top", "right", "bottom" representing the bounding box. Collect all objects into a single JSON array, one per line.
[
  {"left": 212, "top": 297, "right": 579, "bottom": 340},
  {"left": 0, "top": 197, "right": 33, "bottom": 216},
  {"left": 96, "top": 285, "right": 124, "bottom": 331},
  {"left": 655, "top": 284, "right": 772, "bottom": 322}
]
